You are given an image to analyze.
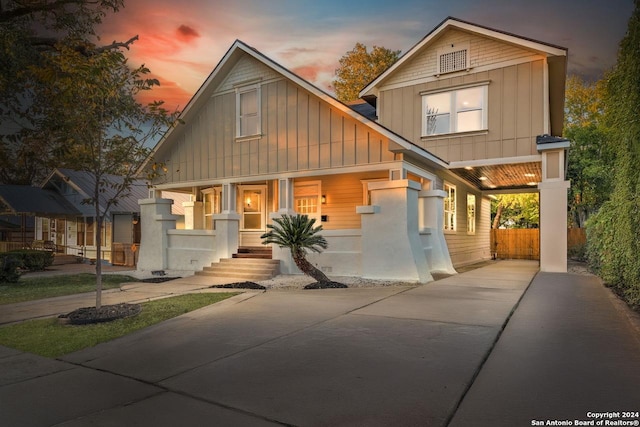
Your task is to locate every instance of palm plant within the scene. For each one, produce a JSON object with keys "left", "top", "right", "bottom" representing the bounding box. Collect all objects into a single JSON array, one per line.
[{"left": 261, "top": 214, "right": 331, "bottom": 284}]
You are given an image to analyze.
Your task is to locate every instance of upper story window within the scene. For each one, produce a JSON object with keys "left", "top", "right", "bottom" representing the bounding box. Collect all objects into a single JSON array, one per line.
[
  {"left": 444, "top": 182, "right": 456, "bottom": 232},
  {"left": 422, "top": 84, "right": 488, "bottom": 136},
  {"left": 236, "top": 84, "right": 261, "bottom": 139}
]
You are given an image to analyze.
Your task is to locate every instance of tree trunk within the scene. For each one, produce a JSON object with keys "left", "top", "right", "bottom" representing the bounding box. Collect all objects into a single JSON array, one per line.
[
  {"left": 492, "top": 203, "right": 503, "bottom": 229},
  {"left": 95, "top": 211, "right": 103, "bottom": 309},
  {"left": 292, "top": 251, "right": 331, "bottom": 284}
]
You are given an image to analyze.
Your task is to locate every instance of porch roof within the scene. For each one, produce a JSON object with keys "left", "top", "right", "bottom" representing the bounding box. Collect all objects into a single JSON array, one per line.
[{"left": 0, "top": 185, "right": 80, "bottom": 216}]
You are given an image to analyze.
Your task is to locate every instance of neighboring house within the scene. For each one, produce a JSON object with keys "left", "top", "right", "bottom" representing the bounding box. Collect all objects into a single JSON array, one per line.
[
  {"left": 32, "top": 168, "right": 148, "bottom": 265},
  {"left": 137, "top": 17, "right": 570, "bottom": 280}
]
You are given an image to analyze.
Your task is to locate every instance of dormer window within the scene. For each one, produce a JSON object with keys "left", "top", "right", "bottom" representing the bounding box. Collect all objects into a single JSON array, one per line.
[{"left": 436, "top": 43, "right": 470, "bottom": 76}]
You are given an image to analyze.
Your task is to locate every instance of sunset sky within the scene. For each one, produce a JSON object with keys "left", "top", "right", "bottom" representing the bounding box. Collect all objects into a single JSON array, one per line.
[{"left": 97, "top": 0, "right": 634, "bottom": 111}]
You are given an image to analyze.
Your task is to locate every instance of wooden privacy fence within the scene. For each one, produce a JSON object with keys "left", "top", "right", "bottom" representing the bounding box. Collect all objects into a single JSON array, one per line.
[
  {"left": 491, "top": 229, "right": 540, "bottom": 260},
  {"left": 567, "top": 228, "right": 587, "bottom": 251}
]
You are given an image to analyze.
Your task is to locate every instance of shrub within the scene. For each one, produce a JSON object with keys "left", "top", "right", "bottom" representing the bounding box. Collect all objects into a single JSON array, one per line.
[
  {"left": 8, "top": 250, "right": 54, "bottom": 271},
  {"left": 0, "top": 254, "right": 21, "bottom": 283}
]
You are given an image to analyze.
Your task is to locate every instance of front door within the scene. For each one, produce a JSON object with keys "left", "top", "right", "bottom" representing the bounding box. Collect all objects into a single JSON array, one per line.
[{"left": 239, "top": 185, "right": 267, "bottom": 246}]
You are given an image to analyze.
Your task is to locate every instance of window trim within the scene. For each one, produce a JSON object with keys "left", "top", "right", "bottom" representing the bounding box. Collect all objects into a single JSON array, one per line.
[
  {"left": 421, "top": 83, "right": 488, "bottom": 137},
  {"left": 235, "top": 84, "right": 261, "bottom": 140},
  {"left": 444, "top": 182, "right": 457, "bottom": 233}
]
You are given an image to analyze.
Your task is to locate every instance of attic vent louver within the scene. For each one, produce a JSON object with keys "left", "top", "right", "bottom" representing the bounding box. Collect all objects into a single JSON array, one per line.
[
  {"left": 440, "top": 49, "right": 467, "bottom": 73},
  {"left": 436, "top": 43, "right": 470, "bottom": 76}
]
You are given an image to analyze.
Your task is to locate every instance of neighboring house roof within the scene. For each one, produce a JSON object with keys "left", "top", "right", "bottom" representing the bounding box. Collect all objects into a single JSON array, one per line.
[
  {"left": 42, "top": 168, "right": 149, "bottom": 215},
  {"left": 346, "top": 100, "right": 377, "bottom": 120},
  {"left": 140, "top": 39, "right": 449, "bottom": 175},
  {"left": 360, "top": 16, "right": 568, "bottom": 137},
  {"left": 0, "top": 185, "right": 80, "bottom": 216}
]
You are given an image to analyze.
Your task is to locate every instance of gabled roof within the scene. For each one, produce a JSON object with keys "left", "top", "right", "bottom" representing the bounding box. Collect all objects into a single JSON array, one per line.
[
  {"left": 43, "top": 168, "right": 149, "bottom": 214},
  {"left": 140, "top": 40, "right": 449, "bottom": 174},
  {"left": 360, "top": 16, "right": 568, "bottom": 98},
  {"left": 0, "top": 185, "right": 80, "bottom": 216}
]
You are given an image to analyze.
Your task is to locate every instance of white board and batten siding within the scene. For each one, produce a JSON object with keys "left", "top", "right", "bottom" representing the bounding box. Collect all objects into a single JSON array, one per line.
[
  {"left": 153, "top": 55, "right": 396, "bottom": 186},
  {"left": 378, "top": 29, "right": 546, "bottom": 163}
]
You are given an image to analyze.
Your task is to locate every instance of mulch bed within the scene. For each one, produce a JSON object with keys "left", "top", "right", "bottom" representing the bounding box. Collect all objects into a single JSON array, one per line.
[
  {"left": 140, "top": 277, "right": 181, "bottom": 283},
  {"left": 59, "top": 303, "right": 142, "bottom": 325},
  {"left": 210, "top": 282, "right": 267, "bottom": 290},
  {"left": 304, "top": 281, "right": 348, "bottom": 289}
]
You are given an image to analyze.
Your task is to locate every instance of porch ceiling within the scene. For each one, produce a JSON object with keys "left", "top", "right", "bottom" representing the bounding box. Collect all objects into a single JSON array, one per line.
[{"left": 450, "top": 161, "right": 541, "bottom": 191}]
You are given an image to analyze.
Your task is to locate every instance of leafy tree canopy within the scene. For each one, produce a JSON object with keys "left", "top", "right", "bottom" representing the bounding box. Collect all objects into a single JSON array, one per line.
[
  {"left": 0, "top": 0, "right": 129, "bottom": 185},
  {"left": 332, "top": 42, "right": 400, "bottom": 102},
  {"left": 491, "top": 193, "right": 539, "bottom": 229},
  {"left": 563, "top": 75, "right": 613, "bottom": 227}
]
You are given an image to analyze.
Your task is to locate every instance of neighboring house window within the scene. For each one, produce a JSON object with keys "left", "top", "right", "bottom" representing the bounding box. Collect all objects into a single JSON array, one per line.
[
  {"left": 444, "top": 183, "right": 456, "bottom": 232},
  {"left": 422, "top": 85, "right": 488, "bottom": 136},
  {"left": 467, "top": 194, "right": 476, "bottom": 235},
  {"left": 236, "top": 85, "right": 261, "bottom": 138},
  {"left": 77, "top": 218, "right": 85, "bottom": 246},
  {"left": 86, "top": 218, "right": 94, "bottom": 246},
  {"left": 41, "top": 218, "right": 50, "bottom": 241}
]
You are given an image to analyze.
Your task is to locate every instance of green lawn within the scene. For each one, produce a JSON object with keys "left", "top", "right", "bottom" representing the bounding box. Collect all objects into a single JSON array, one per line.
[
  {"left": 0, "top": 274, "right": 136, "bottom": 305},
  {"left": 0, "top": 293, "right": 237, "bottom": 357}
]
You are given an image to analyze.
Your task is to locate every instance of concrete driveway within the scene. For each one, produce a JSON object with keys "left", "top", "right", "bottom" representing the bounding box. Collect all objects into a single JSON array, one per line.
[{"left": 1, "top": 260, "right": 639, "bottom": 426}]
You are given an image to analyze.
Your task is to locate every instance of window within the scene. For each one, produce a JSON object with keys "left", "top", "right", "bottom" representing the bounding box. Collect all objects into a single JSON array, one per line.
[
  {"left": 202, "top": 187, "right": 221, "bottom": 230},
  {"left": 86, "top": 218, "right": 94, "bottom": 246},
  {"left": 467, "top": 194, "right": 476, "bottom": 235},
  {"left": 422, "top": 85, "right": 487, "bottom": 136},
  {"left": 236, "top": 85, "right": 261, "bottom": 138},
  {"left": 444, "top": 183, "right": 456, "bottom": 232},
  {"left": 294, "top": 182, "right": 321, "bottom": 224},
  {"left": 77, "top": 218, "right": 85, "bottom": 246}
]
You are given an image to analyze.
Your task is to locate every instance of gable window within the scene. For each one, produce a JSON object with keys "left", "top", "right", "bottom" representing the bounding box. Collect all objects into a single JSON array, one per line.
[
  {"left": 467, "top": 194, "right": 476, "bottom": 235},
  {"left": 422, "top": 85, "right": 488, "bottom": 136},
  {"left": 444, "top": 183, "right": 456, "bottom": 232},
  {"left": 236, "top": 85, "right": 261, "bottom": 138}
]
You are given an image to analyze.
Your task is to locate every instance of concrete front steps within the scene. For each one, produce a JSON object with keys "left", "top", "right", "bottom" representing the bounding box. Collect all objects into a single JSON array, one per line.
[{"left": 196, "top": 247, "right": 280, "bottom": 281}]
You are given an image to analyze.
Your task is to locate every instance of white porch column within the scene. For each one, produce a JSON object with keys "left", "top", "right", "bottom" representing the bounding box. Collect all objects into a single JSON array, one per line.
[
  {"left": 537, "top": 136, "right": 571, "bottom": 273},
  {"left": 270, "top": 178, "right": 297, "bottom": 274},
  {"left": 419, "top": 190, "right": 456, "bottom": 274},
  {"left": 137, "top": 197, "right": 176, "bottom": 272},
  {"left": 182, "top": 199, "right": 203, "bottom": 230},
  {"left": 214, "top": 183, "right": 240, "bottom": 259},
  {"left": 357, "top": 179, "right": 432, "bottom": 282}
]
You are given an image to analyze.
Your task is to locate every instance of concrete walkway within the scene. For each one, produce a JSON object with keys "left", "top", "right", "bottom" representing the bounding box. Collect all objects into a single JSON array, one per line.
[{"left": 1, "top": 260, "right": 639, "bottom": 426}]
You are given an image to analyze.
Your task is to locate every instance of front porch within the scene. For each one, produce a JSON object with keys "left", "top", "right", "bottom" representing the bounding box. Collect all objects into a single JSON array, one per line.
[{"left": 137, "top": 168, "right": 457, "bottom": 282}]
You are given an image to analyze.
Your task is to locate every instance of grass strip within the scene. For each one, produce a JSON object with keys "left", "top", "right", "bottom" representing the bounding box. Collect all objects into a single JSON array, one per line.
[
  {"left": 0, "top": 274, "right": 136, "bottom": 305},
  {"left": 0, "top": 293, "right": 237, "bottom": 358}
]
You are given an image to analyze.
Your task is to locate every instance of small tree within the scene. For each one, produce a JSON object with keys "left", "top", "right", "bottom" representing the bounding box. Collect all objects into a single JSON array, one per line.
[
  {"left": 261, "top": 214, "right": 334, "bottom": 285},
  {"left": 332, "top": 42, "right": 400, "bottom": 102},
  {"left": 34, "top": 40, "right": 178, "bottom": 309}
]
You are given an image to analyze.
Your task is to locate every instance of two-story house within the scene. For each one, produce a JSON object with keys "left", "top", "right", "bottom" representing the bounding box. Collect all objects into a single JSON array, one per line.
[{"left": 137, "top": 17, "right": 570, "bottom": 281}]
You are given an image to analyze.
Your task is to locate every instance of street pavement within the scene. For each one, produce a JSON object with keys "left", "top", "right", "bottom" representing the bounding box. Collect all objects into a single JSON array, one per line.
[{"left": 1, "top": 260, "right": 639, "bottom": 426}]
